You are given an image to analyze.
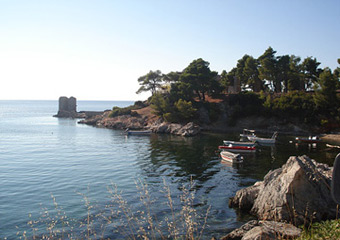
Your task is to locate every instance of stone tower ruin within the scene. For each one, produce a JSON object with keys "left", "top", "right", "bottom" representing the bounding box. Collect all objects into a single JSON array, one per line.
[
  {"left": 54, "top": 96, "right": 78, "bottom": 118},
  {"left": 59, "top": 96, "right": 77, "bottom": 112}
]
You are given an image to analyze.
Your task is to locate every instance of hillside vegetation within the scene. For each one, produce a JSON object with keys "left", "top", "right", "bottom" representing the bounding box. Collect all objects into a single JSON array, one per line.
[{"left": 131, "top": 48, "right": 340, "bottom": 132}]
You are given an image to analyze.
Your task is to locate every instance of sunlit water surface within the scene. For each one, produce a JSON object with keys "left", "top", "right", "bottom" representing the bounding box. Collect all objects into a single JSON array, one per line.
[{"left": 0, "top": 100, "right": 337, "bottom": 239}]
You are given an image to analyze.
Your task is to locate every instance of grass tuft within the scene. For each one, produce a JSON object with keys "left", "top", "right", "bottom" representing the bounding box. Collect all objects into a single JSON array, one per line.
[{"left": 298, "top": 219, "right": 340, "bottom": 240}]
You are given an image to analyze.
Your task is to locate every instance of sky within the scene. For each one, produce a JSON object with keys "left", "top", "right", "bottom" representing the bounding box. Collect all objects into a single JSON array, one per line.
[{"left": 0, "top": 0, "right": 339, "bottom": 101}]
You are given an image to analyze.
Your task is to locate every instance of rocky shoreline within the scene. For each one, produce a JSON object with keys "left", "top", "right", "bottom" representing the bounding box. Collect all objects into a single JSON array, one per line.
[
  {"left": 76, "top": 105, "right": 322, "bottom": 138},
  {"left": 77, "top": 106, "right": 202, "bottom": 137},
  {"left": 221, "top": 155, "right": 336, "bottom": 239},
  {"left": 54, "top": 97, "right": 338, "bottom": 138}
]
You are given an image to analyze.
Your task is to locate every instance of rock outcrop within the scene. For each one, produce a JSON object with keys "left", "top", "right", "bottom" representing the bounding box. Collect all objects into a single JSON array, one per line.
[
  {"left": 221, "top": 220, "right": 302, "bottom": 240},
  {"left": 150, "top": 121, "right": 201, "bottom": 137},
  {"left": 229, "top": 155, "right": 336, "bottom": 226},
  {"left": 79, "top": 105, "right": 201, "bottom": 137},
  {"left": 80, "top": 114, "right": 201, "bottom": 137},
  {"left": 98, "top": 114, "right": 149, "bottom": 130}
]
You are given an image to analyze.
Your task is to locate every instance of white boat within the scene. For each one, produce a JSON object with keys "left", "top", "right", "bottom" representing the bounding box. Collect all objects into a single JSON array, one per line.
[
  {"left": 248, "top": 132, "right": 278, "bottom": 145},
  {"left": 219, "top": 145, "right": 256, "bottom": 153},
  {"left": 126, "top": 129, "right": 152, "bottom": 136},
  {"left": 240, "top": 129, "right": 256, "bottom": 139},
  {"left": 223, "top": 140, "right": 256, "bottom": 147},
  {"left": 220, "top": 150, "right": 244, "bottom": 163}
]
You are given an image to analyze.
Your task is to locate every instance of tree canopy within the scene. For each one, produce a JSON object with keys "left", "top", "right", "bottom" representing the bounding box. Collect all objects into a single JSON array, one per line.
[
  {"left": 314, "top": 68, "right": 338, "bottom": 116},
  {"left": 178, "top": 58, "right": 220, "bottom": 101},
  {"left": 136, "top": 70, "right": 163, "bottom": 95},
  {"left": 135, "top": 50, "right": 340, "bottom": 127}
]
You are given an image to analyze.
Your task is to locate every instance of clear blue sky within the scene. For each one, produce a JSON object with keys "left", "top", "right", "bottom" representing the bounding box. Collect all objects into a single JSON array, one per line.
[{"left": 1, "top": 0, "right": 339, "bottom": 100}]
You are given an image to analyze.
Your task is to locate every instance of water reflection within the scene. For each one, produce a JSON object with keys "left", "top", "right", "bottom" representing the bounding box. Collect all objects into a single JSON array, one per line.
[
  {"left": 128, "top": 132, "right": 339, "bottom": 182},
  {"left": 57, "top": 118, "right": 78, "bottom": 126},
  {"left": 147, "top": 134, "right": 221, "bottom": 185}
]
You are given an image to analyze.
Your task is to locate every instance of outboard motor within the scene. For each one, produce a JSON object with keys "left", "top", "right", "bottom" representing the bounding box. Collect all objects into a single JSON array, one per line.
[{"left": 331, "top": 153, "right": 340, "bottom": 204}]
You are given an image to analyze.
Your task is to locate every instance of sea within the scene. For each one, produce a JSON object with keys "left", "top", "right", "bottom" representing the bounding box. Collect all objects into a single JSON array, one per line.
[{"left": 0, "top": 100, "right": 338, "bottom": 239}]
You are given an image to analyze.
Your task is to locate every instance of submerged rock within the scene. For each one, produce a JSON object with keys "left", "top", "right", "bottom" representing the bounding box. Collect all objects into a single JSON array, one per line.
[
  {"left": 221, "top": 220, "right": 302, "bottom": 240},
  {"left": 229, "top": 155, "right": 336, "bottom": 226}
]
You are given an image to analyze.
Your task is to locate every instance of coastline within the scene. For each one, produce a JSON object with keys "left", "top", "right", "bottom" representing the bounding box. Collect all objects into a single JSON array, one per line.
[
  {"left": 3, "top": 98, "right": 337, "bottom": 239},
  {"left": 54, "top": 96, "right": 337, "bottom": 138},
  {"left": 76, "top": 105, "right": 318, "bottom": 138},
  {"left": 52, "top": 98, "right": 340, "bottom": 239}
]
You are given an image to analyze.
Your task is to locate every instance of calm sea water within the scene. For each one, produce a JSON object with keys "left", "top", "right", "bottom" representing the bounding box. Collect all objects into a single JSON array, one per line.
[{"left": 0, "top": 100, "right": 338, "bottom": 239}]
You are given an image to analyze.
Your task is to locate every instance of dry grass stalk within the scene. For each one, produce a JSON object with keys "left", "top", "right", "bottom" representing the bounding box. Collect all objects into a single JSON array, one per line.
[{"left": 15, "top": 179, "right": 210, "bottom": 240}]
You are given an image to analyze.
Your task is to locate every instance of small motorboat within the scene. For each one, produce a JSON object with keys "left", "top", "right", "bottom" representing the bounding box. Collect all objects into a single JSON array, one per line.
[
  {"left": 220, "top": 150, "right": 243, "bottom": 164},
  {"left": 219, "top": 145, "right": 256, "bottom": 153},
  {"left": 126, "top": 129, "right": 152, "bottom": 136},
  {"left": 248, "top": 132, "right": 278, "bottom": 145},
  {"left": 240, "top": 129, "right": 256, "bottom": 139},
  {"left": 296, "top": 136, "right": 322, "bottom": 144},
  {"left": 223, "top": 140, "right": 256, "bottom": 147}
]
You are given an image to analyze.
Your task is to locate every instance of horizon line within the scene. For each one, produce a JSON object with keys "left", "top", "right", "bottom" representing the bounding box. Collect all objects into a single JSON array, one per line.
[{"left": 0, "top": 98, "right": 141, "bottom": 102}]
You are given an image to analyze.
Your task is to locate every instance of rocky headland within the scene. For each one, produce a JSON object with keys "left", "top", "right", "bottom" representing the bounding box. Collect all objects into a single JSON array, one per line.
[
  {"left": 76, "top": 102, "right": 318, "bottom": 138},
  {"left": 54, "top": 96, "right": 340, "bottom": 139},
  {"left": 78, "top": 106, "right": 201, "bottom": 137}
]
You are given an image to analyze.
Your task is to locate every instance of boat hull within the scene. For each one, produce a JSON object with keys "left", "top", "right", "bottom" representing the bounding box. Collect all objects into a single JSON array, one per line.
[
  {"left": 248, "top": 132, "right": 278, "bottom": 145},
  {"left": 223, "top": 140, "right": 255, "bottom": 147},
  {"left": 248, "top": 137, "right": 276, "bottom": 144},
  {"left": 219, "top": 145, "right": 256, "bottom": 153},
  {"left": 127, "top": 130, "right": 152, "bottom": 136},
  {"left": 220, "top": 151, "right": 243, "bottom": 163}
]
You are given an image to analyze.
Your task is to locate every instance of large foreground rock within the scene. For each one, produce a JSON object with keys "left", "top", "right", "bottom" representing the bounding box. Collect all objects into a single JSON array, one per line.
[
  {"left": 229, "top": 155, "right": 336, "bottom": 226},
  {"left": 221, "top": 220, "right": 302, "bottom": 240}
]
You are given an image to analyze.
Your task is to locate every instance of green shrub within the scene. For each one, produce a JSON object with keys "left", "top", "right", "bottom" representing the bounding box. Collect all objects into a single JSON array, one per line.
[
  {"left": 150, "top": 93, "right": 172, "bottom": 116},
  {"left": 174, "top": 99, "right": 197, "bottom": 122},
  {"left": 134, "top": 100, "right": 147, "bottom": 108},
  {"left": 228, "top": 91, "right": 264, "bottom": 116},
  {"left": 108, "top": 102, "right": 143, "bottom": 118},
  {"left": 267, "top": 91, "right": 316, "bottom": 123},
  {"left": 109, "top": 106, "right": 131, "bottom": 117},
  {"left": 226, "top": 92, "right": 264, "bottom": 122},
  {"left": 163, "top": 112, "right": 177, "bottom": 122},
  {"left": 150, "top": 93, "right": 197, "bottom": 123}
]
